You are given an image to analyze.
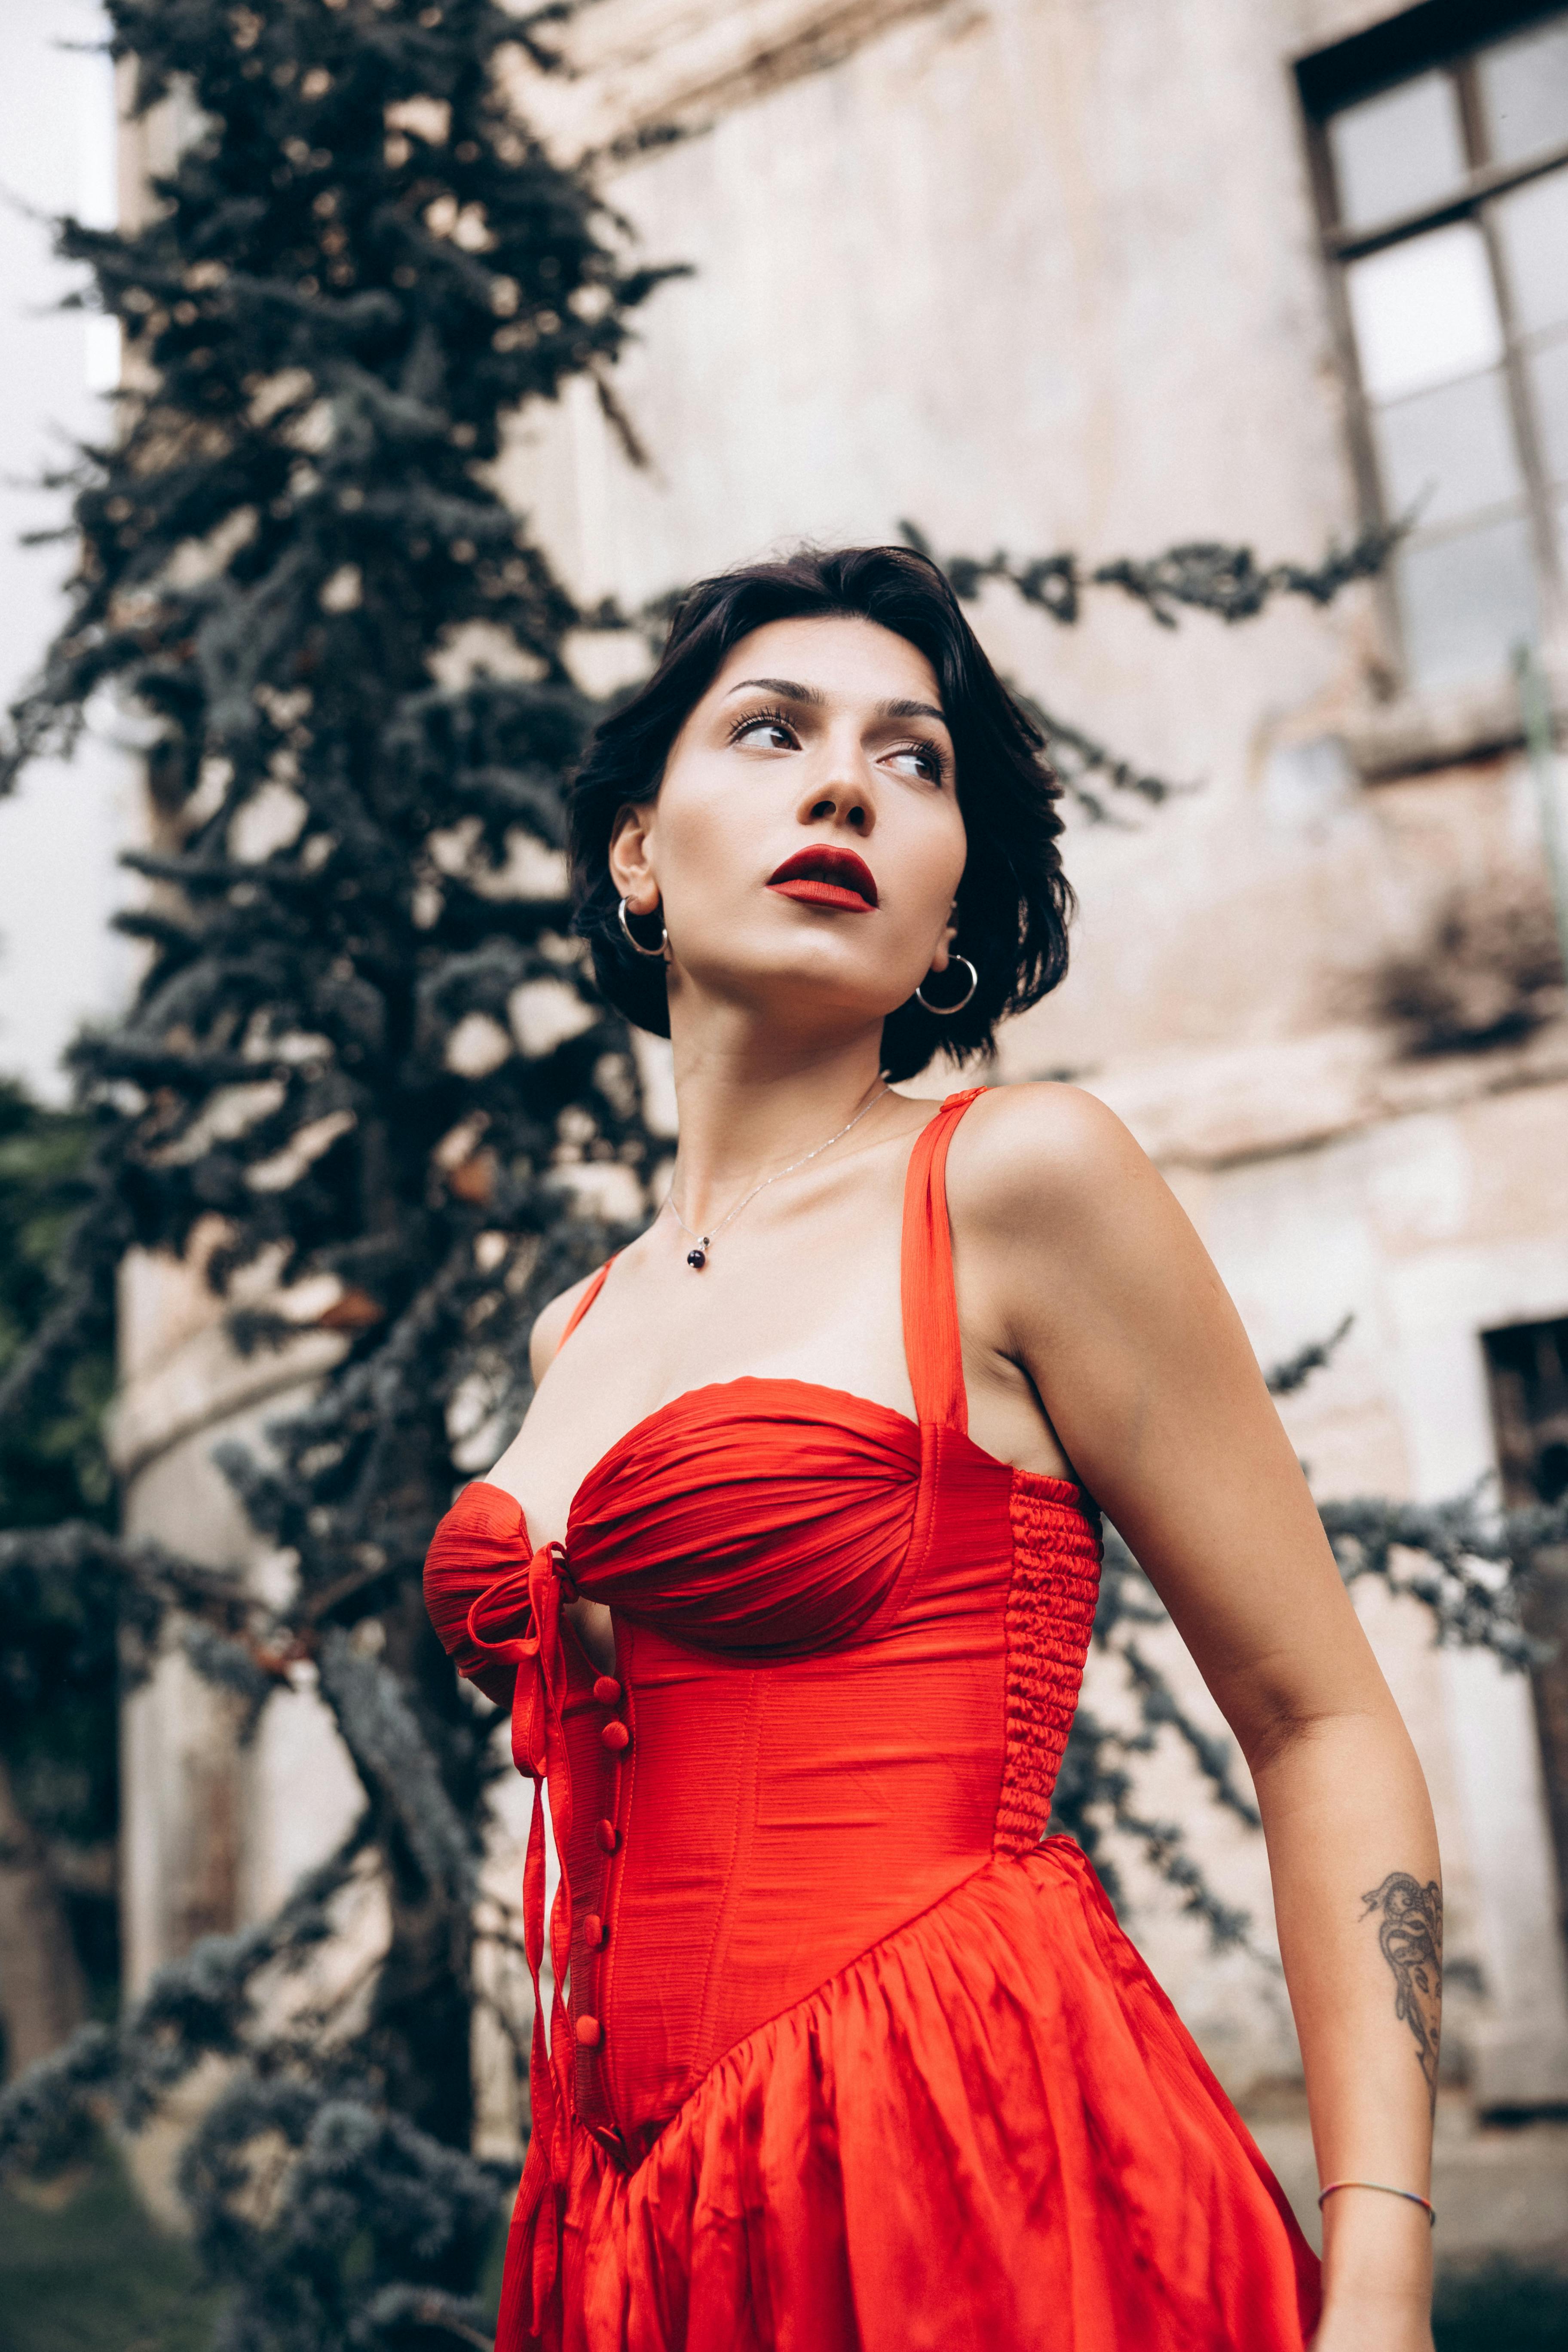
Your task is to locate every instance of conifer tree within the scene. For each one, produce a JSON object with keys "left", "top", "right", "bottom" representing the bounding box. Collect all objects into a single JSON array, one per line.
[
  {"left": 0, "top": 1084, "right": 116, "bottom": 2076},
  {"left": 2, "top": 1, "right": 674, "bottom": 2333}
]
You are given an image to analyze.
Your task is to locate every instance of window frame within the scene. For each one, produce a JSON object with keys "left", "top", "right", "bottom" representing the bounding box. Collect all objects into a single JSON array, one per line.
[{"left": 1297, "top": 3, "right": 1568, "bottom": 698}]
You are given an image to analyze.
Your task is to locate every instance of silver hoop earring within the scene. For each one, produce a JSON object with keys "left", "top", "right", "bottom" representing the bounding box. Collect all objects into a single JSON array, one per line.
[
  {"left": 915, "top": 954, "right": 978, "bottom": 1015},
  {"left": 618, "top": 895, "right": 668, "bottom": 959}
]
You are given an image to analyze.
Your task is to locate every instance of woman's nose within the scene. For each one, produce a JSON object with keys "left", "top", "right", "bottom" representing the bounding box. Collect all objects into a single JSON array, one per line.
[
  {"left": 801, "top": 746, "right": 875, "bottom": 834},
  {"left": 806, "top": 789, "right": 870, "bottom": 832}
]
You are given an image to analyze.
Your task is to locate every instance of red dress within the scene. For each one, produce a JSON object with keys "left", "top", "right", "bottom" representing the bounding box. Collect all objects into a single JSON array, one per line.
[{"left": 424, "top": 1089, "right": 1320, "bottom": 2352}]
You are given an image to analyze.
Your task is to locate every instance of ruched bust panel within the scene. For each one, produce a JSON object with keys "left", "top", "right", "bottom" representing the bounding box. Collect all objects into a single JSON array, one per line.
[{"left": 566, "top": 1380, "right": 922, "bottom": 1655}]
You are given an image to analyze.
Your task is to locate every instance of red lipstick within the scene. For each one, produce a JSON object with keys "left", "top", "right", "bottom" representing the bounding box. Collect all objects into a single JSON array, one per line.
[{"left": 766, "top": 845, "right": 879, "bottom": 912}]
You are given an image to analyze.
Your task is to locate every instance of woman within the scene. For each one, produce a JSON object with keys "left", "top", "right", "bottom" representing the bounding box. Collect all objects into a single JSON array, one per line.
[{"left": 425, "top": 546, "right": 1441, "bottom": 2352}]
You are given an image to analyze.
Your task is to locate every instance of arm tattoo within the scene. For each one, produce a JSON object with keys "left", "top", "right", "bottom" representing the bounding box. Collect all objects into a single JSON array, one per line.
[{"left": 1360, "top": 1870, "right": 1442, "bottom": 2106}]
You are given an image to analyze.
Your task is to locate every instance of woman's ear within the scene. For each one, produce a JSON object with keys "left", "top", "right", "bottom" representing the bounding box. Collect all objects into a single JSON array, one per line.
[
  {"left": 928, "top": 900, "right": 959, "bottom": 975},
  {"left": 608, "top": 801, "right": 658, "bottom": 913}
]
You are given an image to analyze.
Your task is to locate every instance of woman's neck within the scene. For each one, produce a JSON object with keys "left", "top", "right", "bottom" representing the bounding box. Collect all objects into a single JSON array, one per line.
[{"left": 664, "top": 1007, "right": 891, "bottom": 1232}]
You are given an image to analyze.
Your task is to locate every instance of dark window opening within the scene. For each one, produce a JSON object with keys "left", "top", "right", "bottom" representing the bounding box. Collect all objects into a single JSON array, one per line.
[{"left": 1483, "top": 1314, "right": 1568, "bottom": 1934}]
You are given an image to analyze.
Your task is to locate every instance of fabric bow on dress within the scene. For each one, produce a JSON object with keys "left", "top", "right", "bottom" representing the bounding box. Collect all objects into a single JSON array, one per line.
[{"left": 466, "top": 1541, "right": 577, "bottom": 2333}]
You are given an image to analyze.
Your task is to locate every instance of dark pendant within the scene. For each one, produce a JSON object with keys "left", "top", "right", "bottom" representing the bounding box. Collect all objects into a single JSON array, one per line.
[{"left": 686, "top": 1246, "right": 707, "bottom": 1270}]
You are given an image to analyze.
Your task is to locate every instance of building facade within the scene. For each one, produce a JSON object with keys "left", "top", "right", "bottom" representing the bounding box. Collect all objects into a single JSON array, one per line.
[{"left": 112, "top": 0, "right": 1568, "bottom": 2253}]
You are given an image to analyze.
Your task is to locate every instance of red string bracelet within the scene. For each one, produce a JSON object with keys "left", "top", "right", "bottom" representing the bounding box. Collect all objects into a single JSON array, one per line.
[{"left": 1318, "top": 2180, "right": 1435, "bottom": 2226}]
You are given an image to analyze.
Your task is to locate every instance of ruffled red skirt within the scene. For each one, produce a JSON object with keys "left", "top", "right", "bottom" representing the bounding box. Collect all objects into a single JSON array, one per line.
[{"left": 533, "top": 1838, "right": 1318, "bottom": 2351}]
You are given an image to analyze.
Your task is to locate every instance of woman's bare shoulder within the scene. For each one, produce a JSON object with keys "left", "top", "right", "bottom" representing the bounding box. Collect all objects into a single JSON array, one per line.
[
  {"left": 946, "top": 1080, "right": 1156, "bottom": 1235},
  {"left": 528, "top": 1265, "right": 606, "bottom": 1385}
]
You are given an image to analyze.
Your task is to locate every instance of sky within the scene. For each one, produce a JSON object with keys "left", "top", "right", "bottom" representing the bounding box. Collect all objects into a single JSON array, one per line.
[{"left": 0, "top": 1, "right": 136, "bottom": 1102}]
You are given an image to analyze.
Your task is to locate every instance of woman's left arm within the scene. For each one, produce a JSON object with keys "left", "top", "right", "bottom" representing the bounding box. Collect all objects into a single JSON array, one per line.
[{"left": 953, "top": 1087, "right": 1439, "bottom": 2352}]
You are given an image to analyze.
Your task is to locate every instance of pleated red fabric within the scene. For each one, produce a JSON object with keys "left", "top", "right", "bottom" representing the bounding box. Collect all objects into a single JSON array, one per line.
[{"left": 423, "top": 1090, "right": 1321, "bottom": 2351}]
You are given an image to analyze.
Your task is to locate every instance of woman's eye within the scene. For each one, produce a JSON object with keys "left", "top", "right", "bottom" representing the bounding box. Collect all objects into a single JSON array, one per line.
[
  {"left": 733, "top": 716, "right": 797, "bottom": 751},
  {"left": 886, "top": 743, "right": 945, "bottom": 784}
]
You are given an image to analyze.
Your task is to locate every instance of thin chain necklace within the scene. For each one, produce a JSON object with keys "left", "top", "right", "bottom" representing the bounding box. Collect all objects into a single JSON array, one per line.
[{"left": 664, "top": 1082, "right": 891, "bottom": 1270}]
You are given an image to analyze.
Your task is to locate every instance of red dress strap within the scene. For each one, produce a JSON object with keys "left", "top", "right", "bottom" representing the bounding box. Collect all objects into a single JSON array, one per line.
[
  {"left": 559, "top": 1256, "right": 615, "bottom": 1346},
  {"left": 900, "top": 1087, "right": 986, "bottom": 1433}
]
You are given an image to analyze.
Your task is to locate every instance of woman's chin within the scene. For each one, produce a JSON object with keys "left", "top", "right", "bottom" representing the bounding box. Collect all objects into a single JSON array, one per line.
[{"left": 667, "top": 952, "right": 906, "bottom": 1036}]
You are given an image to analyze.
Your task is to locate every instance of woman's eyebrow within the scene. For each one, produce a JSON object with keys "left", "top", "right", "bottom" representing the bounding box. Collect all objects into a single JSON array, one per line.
[
  {"left": 724, "top": 676, "right": 947, "bottom": 726},
  {"left": 724, "top": 675, "right": 825, "bottom": 705}
]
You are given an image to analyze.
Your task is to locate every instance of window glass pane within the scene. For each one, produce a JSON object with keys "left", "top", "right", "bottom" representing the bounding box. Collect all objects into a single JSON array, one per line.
[
  {"left": 1527, "top": 332, "right": 1568, "bottom": 485},
  {"left": 1494, "top": 166, "right": 1568, "bottom": 337},
  {"left": 1346, "top": 224, "right": 1503, "bottom": 401},
  {"left": 1370, "top": 367, "right": 1525, "bottom": 525},
  {"left": 1397, "top": 513, "right": 1540, "bottom": 689},
  {"left": 1328, "top": 72, "right": 1468, "bottom": 230},
  {"left": 1479, "top": 18, "right": 1568, "bottom": 165}
]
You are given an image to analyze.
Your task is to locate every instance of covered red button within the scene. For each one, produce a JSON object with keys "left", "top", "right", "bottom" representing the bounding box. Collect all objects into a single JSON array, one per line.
[
  {"left": 595, "top": 1819, "right": 618, "bottom": 1853},
  {"left": 600, "top": 1719, "right": 630, "bottom": 1752},
  {"left": 593, "top": 1675, "right": 622, "bottom": 1706},
  {"left": 584, "top": 1913, "right": 605, "bottom": 1949},
  {"left": 575, "top": 2014, "right": 602, "bottom": 2048}
]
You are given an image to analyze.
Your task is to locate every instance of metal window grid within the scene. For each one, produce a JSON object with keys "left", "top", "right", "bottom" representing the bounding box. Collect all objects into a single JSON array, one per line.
[{"left": 1296, "top": 3, "right": 1568, "bottom": 690}]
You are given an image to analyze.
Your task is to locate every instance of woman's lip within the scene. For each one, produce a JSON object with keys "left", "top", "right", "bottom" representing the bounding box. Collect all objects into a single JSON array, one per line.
[
  {"left": 765, "top": 848, "right": 879, "bottom": 907},
  {"left": 767, "top": 878, "right": 874, "bottom": 913}
]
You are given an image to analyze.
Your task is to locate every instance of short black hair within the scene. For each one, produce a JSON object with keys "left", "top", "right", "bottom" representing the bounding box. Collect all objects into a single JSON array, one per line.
[{"left": 568, "top": 545, "right": 1072, "bottom": 1083}]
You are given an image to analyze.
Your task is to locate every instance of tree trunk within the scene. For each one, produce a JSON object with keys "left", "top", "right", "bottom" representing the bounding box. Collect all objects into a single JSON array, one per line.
[
  {"left": 368, "top": 1551, "right": 480, "bottom": 2157},
  {"left": 0, "top": 1754, "right": 89, "bottom": 2078}
]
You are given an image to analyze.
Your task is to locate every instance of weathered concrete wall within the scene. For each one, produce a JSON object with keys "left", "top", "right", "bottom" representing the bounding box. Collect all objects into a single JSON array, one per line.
[
  {"left": 508, "top": 0, "right": 1565, "bottom": 1082},
  {"left": 114, "top": 1235, "right": 361, "bottom": 1996}
]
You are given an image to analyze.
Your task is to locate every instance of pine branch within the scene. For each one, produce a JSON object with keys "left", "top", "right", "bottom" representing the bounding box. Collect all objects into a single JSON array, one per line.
[
  {"left": 172, "top": 2069, "right": 502, "bottom": 2345},
  {"left": 1321, "top": 1489, "right": 1564, "bottom": 1665},
  {"left": 1066, "top": 1317, "right": 1542, "bottom": 1951},
  {"left": 902, "top": 517, "right": 1400, "bottom": 631},
  {"left": 0, "top": 1819, "right": 371, "bottom": 2171},
  {"left": 895, "top": 520, "right": 1396, "bottom": 816},
  {"left": 316, "top": 1630, "right": 476, "bottom": 1910},
  {"left": 1119, "top": 1638, "right": 1262, "bottom": 1829},
  {"left": 1265, "top": 1313, "right": 1354, "bottom": 1396}
]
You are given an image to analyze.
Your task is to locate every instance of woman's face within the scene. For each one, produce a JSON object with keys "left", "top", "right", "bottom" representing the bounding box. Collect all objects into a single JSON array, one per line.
[{"left": 609, "top": 615, "right": 968, "bottom": 1039}]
